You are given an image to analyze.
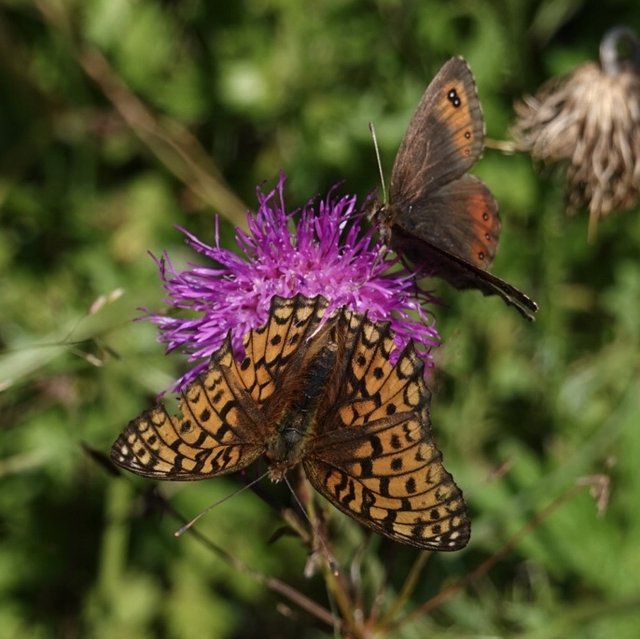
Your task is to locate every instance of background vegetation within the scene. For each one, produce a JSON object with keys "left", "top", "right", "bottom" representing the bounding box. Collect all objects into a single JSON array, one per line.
[{"left": 1, "top": 0, "right": 639, "bottom": 637}]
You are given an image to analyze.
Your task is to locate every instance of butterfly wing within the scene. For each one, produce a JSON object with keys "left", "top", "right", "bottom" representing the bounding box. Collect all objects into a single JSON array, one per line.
[
  {"left": 238, "top": 294, "right": 330, "bottom": 402},
  {"left": 304, "top": 312, "right": 470, "bottom": 551},
  {"left": 390, "top": 56, "right": 484, "bottom": 206},
  {"left": 110, "top": 336, "right": 266, "bottom": 480},
  {"left": 392, "top": 173, "right": 500, "bottom": 269},
  {"left": 394, "top": 227, "right": 538, "bottom": 321},
  {"left": 111, "top": 294, "right": 329, "bottom": 480},
  {"left": 386, "top": 57, "right": 500, "bottom": 269}
]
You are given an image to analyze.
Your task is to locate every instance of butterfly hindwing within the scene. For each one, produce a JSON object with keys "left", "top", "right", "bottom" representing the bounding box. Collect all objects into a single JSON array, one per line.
[
  {"left": 305, "top": 413, "right": 470, "bottom": 550},
  {"left": 394, "top": 174, "right": 500, "bottom": 270},
  {"left": 396, "top": 234, "right": 538, "bottom": 320}
]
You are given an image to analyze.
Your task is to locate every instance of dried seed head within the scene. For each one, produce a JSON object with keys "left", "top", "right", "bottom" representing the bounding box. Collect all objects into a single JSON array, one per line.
[{"left": 513, "top": 27, "right": 640, "bottom": 239}]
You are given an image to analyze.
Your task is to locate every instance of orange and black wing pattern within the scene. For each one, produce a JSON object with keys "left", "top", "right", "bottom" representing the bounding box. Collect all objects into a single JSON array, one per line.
[
  {"left": 305, "top": 311, "right": 470, "bottom": 551},
  {"left": 111, "top": 295, "right": 329, "bottom": 480}
]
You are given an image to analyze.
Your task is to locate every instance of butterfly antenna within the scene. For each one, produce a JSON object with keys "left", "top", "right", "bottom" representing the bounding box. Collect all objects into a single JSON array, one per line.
[
  {"left": 369, "top": 122, "right": 388, "bottom": 204},
  {"left": 283, "top": 474, "right": 339, "bottom": 576},
  {"left": 174, "top": 470, "right": 270, "bottom": 537}
]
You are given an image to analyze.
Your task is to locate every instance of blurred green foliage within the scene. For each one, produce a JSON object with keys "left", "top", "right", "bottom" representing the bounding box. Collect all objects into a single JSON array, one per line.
[{"left": 1, "top": 0, "right": 640, "bottom": 637}]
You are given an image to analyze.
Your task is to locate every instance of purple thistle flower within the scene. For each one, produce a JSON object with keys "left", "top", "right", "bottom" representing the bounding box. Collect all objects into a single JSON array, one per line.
[{"left": 146, "top": 172, "right": 440, "bottom": 391}]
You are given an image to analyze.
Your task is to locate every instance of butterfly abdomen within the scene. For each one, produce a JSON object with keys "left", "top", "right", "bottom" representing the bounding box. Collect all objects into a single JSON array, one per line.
[{"left": 265, "top": 337, "right": 339, "bottom": 481}]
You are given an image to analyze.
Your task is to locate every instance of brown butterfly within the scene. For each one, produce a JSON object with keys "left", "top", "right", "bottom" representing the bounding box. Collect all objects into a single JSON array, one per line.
[
  {"left": 111, "top": 294, "right": 470, "bottom": 551},
  {"left": 372, "top": 56, "right": 538, "bottom": 321}
]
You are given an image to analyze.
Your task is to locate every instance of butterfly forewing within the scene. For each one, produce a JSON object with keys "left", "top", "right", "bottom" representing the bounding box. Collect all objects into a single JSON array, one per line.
[
  {"left": 332, "top": 313, "right": 423, "bottom": 428},
  {"left": 111, "top": 338, "right": 266, "bottom": 479},
  {"left": 391, "top": 57, "right": 484, "bottom": 203},
  {"left": 235, "top": 295, "right": 328, "bottom": 403},
  {"left": 386, "top": 57, "right": 499, "bottom": 270}
]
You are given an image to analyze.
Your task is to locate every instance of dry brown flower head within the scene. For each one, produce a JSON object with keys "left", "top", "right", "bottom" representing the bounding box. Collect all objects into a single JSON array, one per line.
[{"left": 513, "top": 27, "right": 640, "bottom": 240}]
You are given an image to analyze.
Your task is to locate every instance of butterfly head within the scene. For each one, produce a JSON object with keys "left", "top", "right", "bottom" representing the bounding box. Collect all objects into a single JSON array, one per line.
[
  {"left": 368, "top": 199, "right": 396, "bottom": 248},
  {"left": 265, "top": 422, "right": 308, "bottom": 482}
]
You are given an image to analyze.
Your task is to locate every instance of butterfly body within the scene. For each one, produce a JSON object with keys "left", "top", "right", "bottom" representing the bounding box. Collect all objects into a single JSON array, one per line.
[
  {"left": 264, "top": 333, "right": 339, "bottom": 481},
  {"left": 373, "top": 56, "right": 538, "bottom": 320},
  {"left": 112, "top": 294, "right": 470, "bottom": 551}
]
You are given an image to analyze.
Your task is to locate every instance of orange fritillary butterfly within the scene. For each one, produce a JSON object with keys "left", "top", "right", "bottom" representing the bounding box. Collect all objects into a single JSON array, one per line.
[{"left": 111, "top": 294, "right": 470, "bottom": 550}]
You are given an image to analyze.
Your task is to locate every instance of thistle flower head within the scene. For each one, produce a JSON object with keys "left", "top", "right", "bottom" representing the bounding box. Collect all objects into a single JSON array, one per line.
[
  {"left": 513, "top": 26, "right": 640, "bottom": 239},
  {"left": 146, "top": 173, "right": 439, "bottom": 391}
]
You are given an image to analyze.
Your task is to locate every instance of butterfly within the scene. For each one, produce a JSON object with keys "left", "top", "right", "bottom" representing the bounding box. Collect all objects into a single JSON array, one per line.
[
  {"left": 111, "top": 294, "right": 470, "bottom": 551},
  {"left": 372, "top": 56, "right": 538, "bottom": 321}
]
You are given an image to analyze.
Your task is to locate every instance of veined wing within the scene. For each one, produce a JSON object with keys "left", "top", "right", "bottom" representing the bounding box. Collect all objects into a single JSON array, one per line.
[
  {"left": 111, "top": 294, "right": 330, "bottom": 480},
  {"left": 305, "top": 312, "right": 470, "bottom": 550}
]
